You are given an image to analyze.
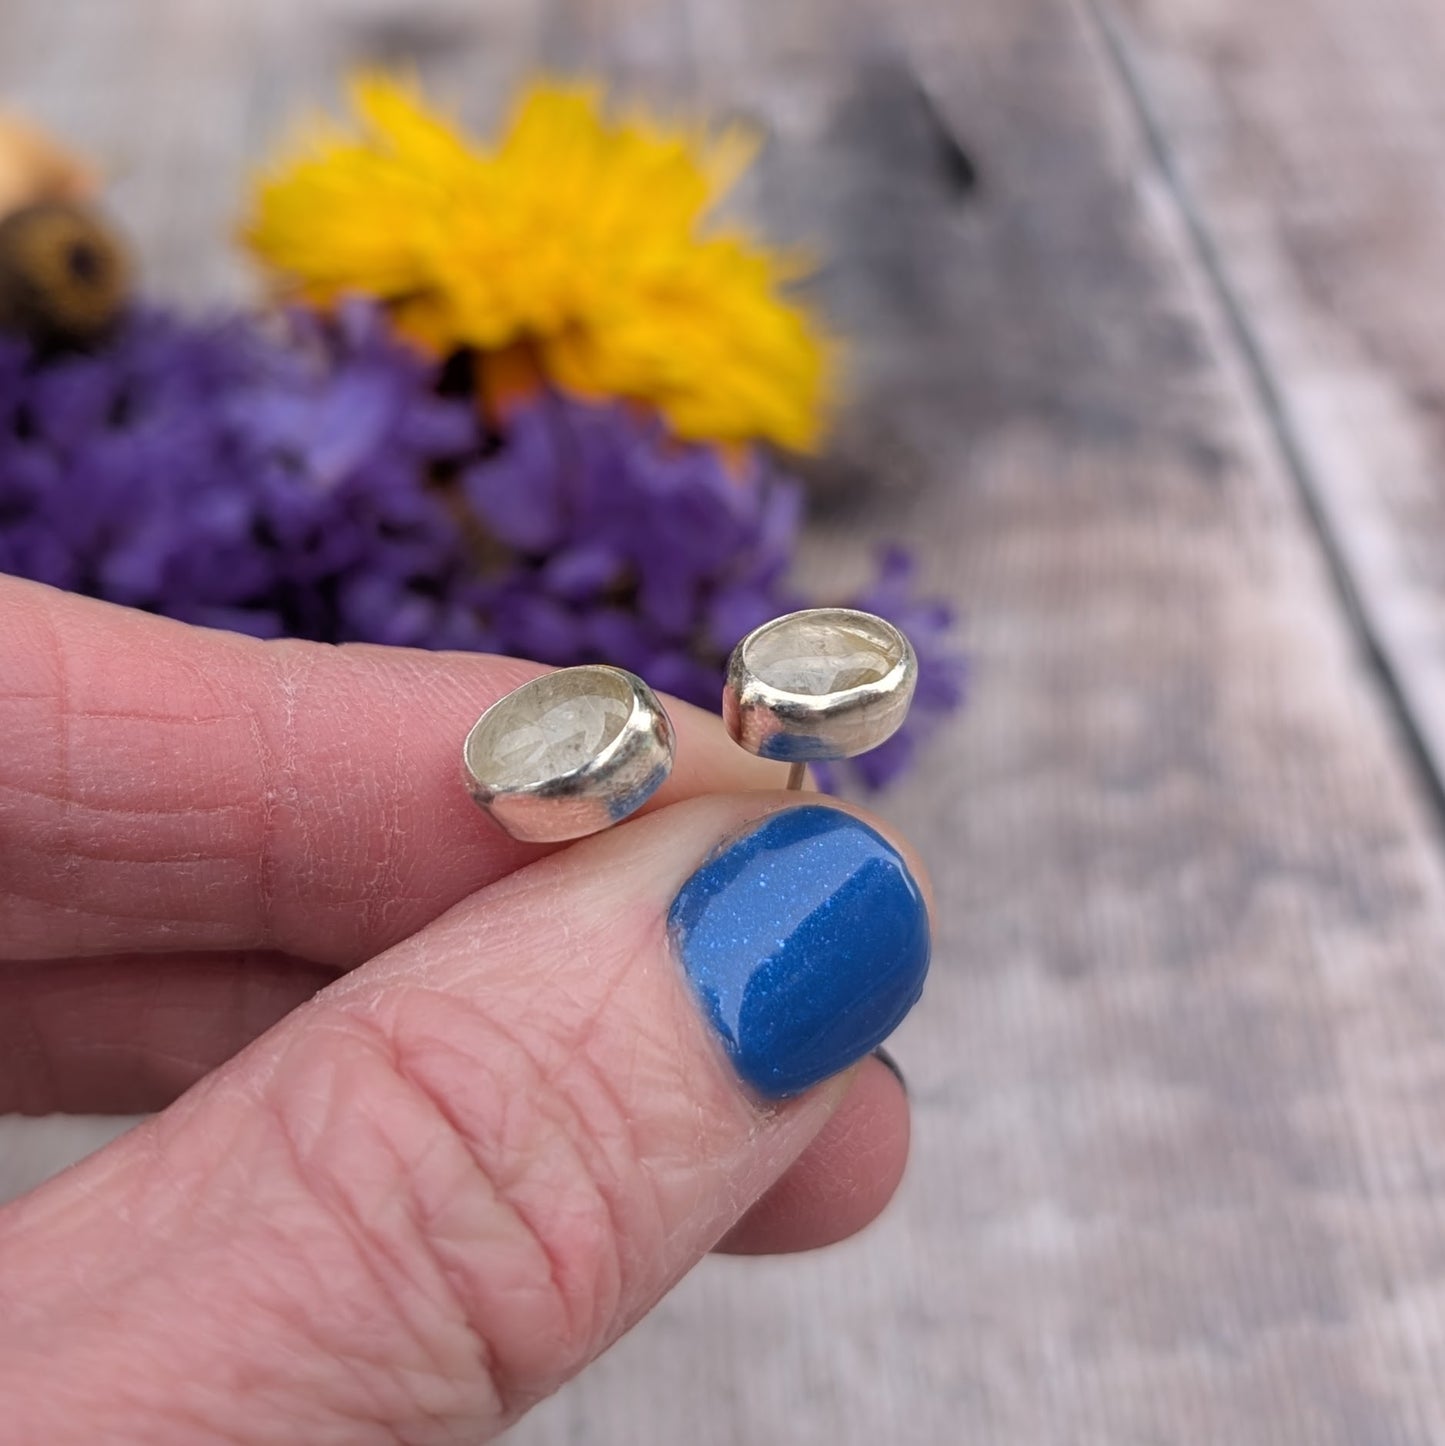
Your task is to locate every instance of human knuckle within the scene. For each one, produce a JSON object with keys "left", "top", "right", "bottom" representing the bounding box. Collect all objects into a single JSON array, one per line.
[
  {"left": 262, "top": 988, "right": 633, "bottom": 1415},
  {"left": 379, "top": 986, "right": 633, "bottom": 1372},
  {"left": 253, "top": 1016, "right": 507, "bottom": 1429}
]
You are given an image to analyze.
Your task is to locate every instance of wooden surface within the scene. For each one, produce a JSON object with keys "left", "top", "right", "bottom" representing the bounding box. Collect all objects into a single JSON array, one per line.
[{"left": 7, "top": 0, "right": 1445, "bottom": 1440}]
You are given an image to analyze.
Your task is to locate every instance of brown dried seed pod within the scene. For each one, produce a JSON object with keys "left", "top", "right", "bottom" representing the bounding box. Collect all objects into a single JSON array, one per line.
[{"left": 0, "top": 201, "right": 131, "bottom": 347}]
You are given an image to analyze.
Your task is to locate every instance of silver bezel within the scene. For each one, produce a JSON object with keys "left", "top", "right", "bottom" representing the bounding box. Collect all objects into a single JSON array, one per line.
[
  {"left": 723, "top": 607, "right": 918, "bottom": 763},
  {"left": 463, "top": 666, "right": 676, "bottom": 842}
]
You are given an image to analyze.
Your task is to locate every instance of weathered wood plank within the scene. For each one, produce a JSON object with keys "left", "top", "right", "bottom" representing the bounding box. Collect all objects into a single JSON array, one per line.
[
  {"left": 0, "top": 1116, "right": 134, "bottom": 1201},
  {"left": 6, "top": 1, "right": 1445, "bottom": 1442},
  {"left": 1102, "top": 0, "right": 1445, "bottom": 850}
]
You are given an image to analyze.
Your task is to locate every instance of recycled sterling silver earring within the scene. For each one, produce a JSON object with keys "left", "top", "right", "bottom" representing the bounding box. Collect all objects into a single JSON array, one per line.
[
  {"left": 723, "top": 607, "right": 917, "bottom": 789},
  {"left": 463, "top": 665, "right": 675, "bottom": 842}
]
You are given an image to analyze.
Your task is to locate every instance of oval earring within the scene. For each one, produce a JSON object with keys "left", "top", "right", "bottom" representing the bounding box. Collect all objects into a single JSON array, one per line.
[
  {"left": 463, "top": 665, "right": 675, "bottom": 842},
  {"left": 723, "top": 607, "right": 917, "bottom": 788}
]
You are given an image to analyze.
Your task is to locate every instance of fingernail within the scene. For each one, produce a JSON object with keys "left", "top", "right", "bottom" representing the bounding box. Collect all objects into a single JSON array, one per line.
[
  {"left": 668, "top": 806, "right": 931, "bottom": 1100},
  {"left": 871, "top": 1046, "right": 908, "bottom": 1096}
]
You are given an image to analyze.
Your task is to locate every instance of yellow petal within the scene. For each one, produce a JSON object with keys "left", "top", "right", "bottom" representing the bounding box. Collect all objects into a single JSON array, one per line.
[{"left": 242, "top": 72, "right": 833, "bottom": 449}]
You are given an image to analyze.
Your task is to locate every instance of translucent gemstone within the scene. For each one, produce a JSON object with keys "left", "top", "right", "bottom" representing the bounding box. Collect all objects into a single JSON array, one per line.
[
  {"left": 749, "top": 618, "right": 897, "bottom": 695},
  {"left": 488, "top": 691, "right": 631, "bottom": 787}
]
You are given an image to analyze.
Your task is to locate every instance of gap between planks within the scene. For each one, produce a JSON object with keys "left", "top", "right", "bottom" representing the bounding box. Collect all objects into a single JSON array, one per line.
[{"left": 1079, "top": 0, "right": 1445, "bottom": 853}]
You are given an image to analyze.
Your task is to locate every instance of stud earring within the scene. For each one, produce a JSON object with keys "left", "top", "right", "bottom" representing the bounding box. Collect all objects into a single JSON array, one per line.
[
  {"left": 463, "top": 665, "right": 675, "bottom": 842},
  {"left": 723, "top": 608, "right": 917, "bottom": 789}
]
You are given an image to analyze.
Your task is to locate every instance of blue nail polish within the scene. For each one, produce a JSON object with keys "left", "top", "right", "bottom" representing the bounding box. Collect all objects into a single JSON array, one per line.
[{"left": 668, "top": 806, "right": 931, "bottom": 1099}]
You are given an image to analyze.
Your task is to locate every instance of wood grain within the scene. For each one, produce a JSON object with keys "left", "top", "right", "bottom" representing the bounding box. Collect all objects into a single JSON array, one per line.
[
  {"left": 1105, "top": 0, "right": 1445, "bottom": 838},
  {"left": 6, "top": 0, "right": 1445, "bottom": 1441}
]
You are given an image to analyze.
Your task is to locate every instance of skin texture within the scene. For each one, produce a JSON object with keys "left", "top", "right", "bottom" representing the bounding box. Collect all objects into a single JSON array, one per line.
[{"left": 0, "top": 576, "right": 922, "bottom": 1443}]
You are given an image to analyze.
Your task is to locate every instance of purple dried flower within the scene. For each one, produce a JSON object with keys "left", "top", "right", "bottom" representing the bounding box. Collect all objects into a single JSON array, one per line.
[
  {"left": 0, "top": 302, "right": 965, "bottom": 790},
  {"left": 461, "top": 391, "right": 965, "bottom": 788},
  {"left": 0, "top": 301, "right": 489, "bottom": 649},
  {"left": 834, "top": 546, "right": 968, "bottom": 789},
  {"left": 462, "top": 390, "right": 807, "bottom": 709}
]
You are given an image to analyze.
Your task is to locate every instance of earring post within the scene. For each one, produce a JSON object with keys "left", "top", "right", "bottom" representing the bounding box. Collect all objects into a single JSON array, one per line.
[{"left": 785, "top": 762, "right": 807, "bottom": 791}]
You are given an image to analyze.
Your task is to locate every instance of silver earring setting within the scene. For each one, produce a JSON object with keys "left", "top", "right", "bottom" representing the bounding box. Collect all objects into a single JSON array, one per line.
[
  {"left": 463, "top": 607, "right": 917, "bottom": 839},
  {"left": 723, "top": 608, "right": 917, "bottom": 789},
  {"left": 463, "top": 665, "right": 675, "bottom": 842}
]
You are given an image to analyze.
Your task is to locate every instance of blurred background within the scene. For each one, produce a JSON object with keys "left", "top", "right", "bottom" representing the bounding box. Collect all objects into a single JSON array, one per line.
[{"left": 9, "top": 0, "right": 1445, "bottom": 1442}]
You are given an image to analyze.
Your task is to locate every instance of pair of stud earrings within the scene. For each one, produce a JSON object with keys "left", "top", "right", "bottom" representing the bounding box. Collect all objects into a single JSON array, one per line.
[{"left": 462, "top": 607, "right": 918, "bottom": 843}]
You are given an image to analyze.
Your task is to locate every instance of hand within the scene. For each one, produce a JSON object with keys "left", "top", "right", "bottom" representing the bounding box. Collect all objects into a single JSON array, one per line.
[{"left": 0, "top": 575, "right": 929, "bottom": 1443}]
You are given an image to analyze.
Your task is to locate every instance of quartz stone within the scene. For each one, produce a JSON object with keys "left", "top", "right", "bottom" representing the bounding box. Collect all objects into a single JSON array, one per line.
[
  {"left": 487, "top": 689, "right": 631, "bottom": 787},
  {"left": 748, "top": 617, "right": 898, "bottom": 696}
]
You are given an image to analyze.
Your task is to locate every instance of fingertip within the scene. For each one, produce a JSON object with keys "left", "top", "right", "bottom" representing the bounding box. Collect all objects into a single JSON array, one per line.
[{"left": 713, "top": 1052, "right": 911, "bottom": 1256}]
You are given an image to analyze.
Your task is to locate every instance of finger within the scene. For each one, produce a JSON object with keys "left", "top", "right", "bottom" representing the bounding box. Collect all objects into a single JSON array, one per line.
[
  {"left": 0, "top": 956, "right": 911, "bottom": 1256},
  {"left": 0, "top": 575, "right": 782, "bottom": 964},
  {"left": 0, "top": 797, "right": 931, "bottom": 1443},
  {"left": 0, "top": 970, "right": 911, "bottom": 1255},
  {"left": 714, "top": 1051, "right": 910, "bottom": 1255},
  {"left": 0, "top": 953, "right": 339, "bottom": 1114},
  {"left": 0, "top": 976, "right": 909, "bottom": 1261}
]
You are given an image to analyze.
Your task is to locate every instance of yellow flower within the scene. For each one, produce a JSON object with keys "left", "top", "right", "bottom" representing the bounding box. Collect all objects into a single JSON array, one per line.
[{"left": 244, "top": 76, "right": 831, "bottom": 451}]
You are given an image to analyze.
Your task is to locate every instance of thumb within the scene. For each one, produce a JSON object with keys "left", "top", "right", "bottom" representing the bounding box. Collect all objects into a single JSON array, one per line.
[{"left": 0, "top": 797, "right": 931, "bottom": 1444}]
